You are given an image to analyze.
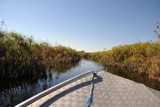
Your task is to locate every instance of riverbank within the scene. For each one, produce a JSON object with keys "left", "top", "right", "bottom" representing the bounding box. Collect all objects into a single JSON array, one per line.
[
  {"left": 1, "top": 29, "right": 160, "bottom": 88},
  {"left": 0, "top": 31, "right": 81, "bottom": 80},
  {"left": 82, "top": 42, "right": 160, "bottom": 81}
]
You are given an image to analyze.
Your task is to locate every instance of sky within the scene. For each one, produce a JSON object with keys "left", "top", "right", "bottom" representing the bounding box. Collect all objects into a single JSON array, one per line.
[{"left": 0, "top": 0, "right": 160, "bottom": 52}]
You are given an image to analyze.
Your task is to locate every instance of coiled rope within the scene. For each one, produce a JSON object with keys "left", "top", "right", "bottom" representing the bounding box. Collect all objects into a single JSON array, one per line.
[{"left": 85, "top": 72, "right": 97, "bottom": 107}]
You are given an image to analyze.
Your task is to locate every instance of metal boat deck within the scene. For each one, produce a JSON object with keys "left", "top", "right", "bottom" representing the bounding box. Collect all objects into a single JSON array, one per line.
[{"left": 16, "top": 71, "right": 160, "bottom": 107}]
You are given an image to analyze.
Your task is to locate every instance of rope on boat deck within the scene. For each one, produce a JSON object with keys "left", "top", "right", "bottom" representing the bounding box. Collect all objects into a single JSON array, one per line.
[{"left": 85, "top": 72, "right": 97, "bottom": 107}]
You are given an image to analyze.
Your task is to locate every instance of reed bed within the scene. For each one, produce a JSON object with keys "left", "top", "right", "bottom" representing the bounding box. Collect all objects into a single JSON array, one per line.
[
  {"left": 82, "top": 24, "right": 160, "bottom": 81},
  {"left": 0, "top": 31, "right": 80, "bottom": 80},
  {"left": 83, "top": 42, "right": 160, "bottom": 81}
]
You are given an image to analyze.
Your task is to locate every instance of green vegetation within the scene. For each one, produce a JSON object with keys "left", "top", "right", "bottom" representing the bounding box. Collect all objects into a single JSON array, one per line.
[
  {"left": 0, "top": 30, "right": 80, "bottom": 80},
  {"left": 1, "top": 21, "right": 160, "bottom": 82},
  {"left": 82, "top": 23, "right": 160, "bottom": 81},
  {"left": 84, "top": 42, "right": 160, "bottom": 80}
]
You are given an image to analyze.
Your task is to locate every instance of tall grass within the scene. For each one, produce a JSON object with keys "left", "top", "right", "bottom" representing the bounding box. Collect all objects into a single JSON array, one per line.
[
  {"left": 83, "top": 42, "right": 160, "bottom": 81},
  {"left": 82, "top": 23, "right": 160, "bottom": 81},
  {"left": 0, "top": 31, "right": 80, "bottom": 80}
]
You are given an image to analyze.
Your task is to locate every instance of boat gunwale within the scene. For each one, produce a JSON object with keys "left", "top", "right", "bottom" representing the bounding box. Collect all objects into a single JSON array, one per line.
[{"left": 15, "top": 70, "right": 95, "bottom": 107}]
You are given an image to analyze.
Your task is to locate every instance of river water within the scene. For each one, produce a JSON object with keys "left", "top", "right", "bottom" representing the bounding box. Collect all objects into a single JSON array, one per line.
[{"left": 0, "top": 59, "right": 159, "bottom": 107}]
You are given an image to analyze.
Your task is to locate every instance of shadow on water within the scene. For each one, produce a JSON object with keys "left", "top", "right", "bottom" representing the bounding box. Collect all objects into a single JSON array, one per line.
[
  {"left": 104, "top": 66, "right": 160, "bottom": 91},
  {"left": 0, "top": 59, "right": 104, "bottom": 107}
]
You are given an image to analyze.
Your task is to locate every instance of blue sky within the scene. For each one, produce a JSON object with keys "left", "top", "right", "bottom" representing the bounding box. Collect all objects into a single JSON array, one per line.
[{"left": 0, "top": 0, "right": 160, "bottom": 52}]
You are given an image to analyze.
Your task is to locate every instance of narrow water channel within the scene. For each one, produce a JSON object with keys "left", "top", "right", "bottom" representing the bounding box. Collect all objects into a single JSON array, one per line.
[
  {"left": 0, "top": 59, "right": 159, "bottom": 107},
  {"left": 0, "top": 59, "right": 104, "bottom": 107}
]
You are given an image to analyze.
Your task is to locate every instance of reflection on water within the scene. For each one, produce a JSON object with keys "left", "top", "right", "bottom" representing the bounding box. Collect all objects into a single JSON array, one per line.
[
  {"left": 0, "top": 59, "right": 104, "bottom": 107},
  {"left": 104, "top": 66, "right": 160, "bottom": 91},
  {"left": 0, "top": 59, "right": 159, "bottom": 107}
]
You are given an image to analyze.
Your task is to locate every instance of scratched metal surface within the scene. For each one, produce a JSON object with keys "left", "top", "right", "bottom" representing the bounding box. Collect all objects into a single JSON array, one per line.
[{"left": 28, "top": 71, "right": 160, "bottom": 107}]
